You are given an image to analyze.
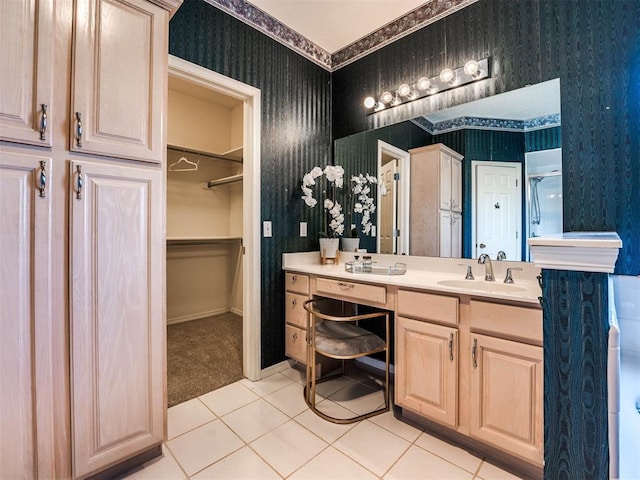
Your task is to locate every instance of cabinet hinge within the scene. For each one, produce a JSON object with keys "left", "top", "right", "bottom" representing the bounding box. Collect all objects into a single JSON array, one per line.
[{"left": 393, "top": 229, "right": 400, "bottom": 237}]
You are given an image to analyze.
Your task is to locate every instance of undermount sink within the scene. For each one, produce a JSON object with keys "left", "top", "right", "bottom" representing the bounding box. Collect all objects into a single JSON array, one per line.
[{"left": 437, "top": 279, "right": 527, "bottom": 293}]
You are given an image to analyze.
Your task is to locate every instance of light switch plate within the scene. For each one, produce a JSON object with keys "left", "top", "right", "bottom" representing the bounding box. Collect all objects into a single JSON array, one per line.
[
  {"left": 300, "top": 222, "right": 307, "bottom": 237},
  {"left": 263, "top": 221, "right": 272, "bottom": 237}
]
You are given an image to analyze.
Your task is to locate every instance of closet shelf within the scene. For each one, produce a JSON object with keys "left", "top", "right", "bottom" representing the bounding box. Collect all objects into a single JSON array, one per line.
[
  {"left": 204, "top": 173, "right": 243, "bottom": 188},
  {"left": 167, "top": 236, "right": 242, "bottom": 246},
  {"left": 167, "top": 144, "right": 243, "bottom": 163}
]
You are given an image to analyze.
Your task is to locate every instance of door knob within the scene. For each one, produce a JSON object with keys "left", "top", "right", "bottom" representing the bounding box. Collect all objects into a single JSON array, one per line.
[{"left": 479, "top": 243, "right": 486, "bottom": 248}]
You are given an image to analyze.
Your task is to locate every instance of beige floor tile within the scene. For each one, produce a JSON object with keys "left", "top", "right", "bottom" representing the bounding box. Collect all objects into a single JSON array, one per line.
[
  {"left": 333, "top": 420, "right": 410, "bottom": 476},
  {"left": 264, "top": 382, "right": 309, "bottom": 417},
  {"left": 293, "top": 404, "right": 357, "bottom": 443},
  {"left": 384, "top": 445, "right": 474, "bottom": 480},
  {"left": 415, "top": 432, "right": 482, "bottom": 474},
  {"left": 119, "top": 447, "right": 186, "bottom": 480},
  {"left": 328, "top": 382, "right": 385, "bottom": 416},
  {"left": 190, "top": 446, "right": 281, "bottom": 480},
  {"left": 221, "top": 398, "right": 289, "bottom": 442},
  {"left": 280, "top": 363, "right": 307, "bottom": 384},
  {"left": 167, "top": 419, "right": 244, "bottom": 476},
  {"left": 289, "top": 446, "right": 378, "bottom": 480},
  {"left": 241, "top": 373, "right": 294, "bottom": 396},
  {"left": 167, "top": 398, "right": 217, "bottom": 440},
  {"left": 476, "top": 461, "right": 524, "bottom": 480},
  {"left": 368, "top": 411, "right": 423, "bottom": 443},
  {"left": 199, "top": 382, "right": 259, "bottom": 417},
  {"left": 250, "top": 420, "right": 328, "bottom": 477}
]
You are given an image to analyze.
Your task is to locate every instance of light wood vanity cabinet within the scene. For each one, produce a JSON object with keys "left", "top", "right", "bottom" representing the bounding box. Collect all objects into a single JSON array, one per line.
[
  {"left": 468, "top": 300, "right": 543, "bottom": 465},
  {"left": 396, "top": 317, "right": 459, "bottom": 428},
  {"left": 0, "top": 0, "right": 180, "bottom": 478},
  {"left": 285, "top": 273, "right": 310, "bottom": 363},
  {"left": 396, "top": 289, "right": 543, "bottom": 467}
]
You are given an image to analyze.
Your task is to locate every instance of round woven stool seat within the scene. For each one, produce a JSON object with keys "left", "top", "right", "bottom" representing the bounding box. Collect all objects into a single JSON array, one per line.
[{"left": 315, "top": 321, "right": 385, "bottom": 357}]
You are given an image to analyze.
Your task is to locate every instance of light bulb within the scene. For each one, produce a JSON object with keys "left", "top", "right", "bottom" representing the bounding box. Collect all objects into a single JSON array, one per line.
[
  {"left": 464, "top": 60, "right": 479, "bottom": 76},
  {"left": 380, "top": 91, "right": 393, "bottom": 104},
  {"left": 363, "top": 96, "right": 376, "bottom": 108},
  {"left": 439, "top": 68, "right": 455, "bottom": 83},
  {"left": 398, "top": 83, "right": 411, "bottom": 97},
  {"left": 417, "top": 77, "right": 430, "bottom": 90}
]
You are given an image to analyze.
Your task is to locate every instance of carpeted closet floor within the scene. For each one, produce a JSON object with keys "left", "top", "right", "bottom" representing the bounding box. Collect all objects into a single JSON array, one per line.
[{"left": 167, "top": 312, "right": 243, "bottom": 407}]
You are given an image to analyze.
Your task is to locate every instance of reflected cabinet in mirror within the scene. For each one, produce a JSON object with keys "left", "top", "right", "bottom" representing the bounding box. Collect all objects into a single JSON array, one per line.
[{"left": 335, "top": 79, "right": 563, "bottom": 261}]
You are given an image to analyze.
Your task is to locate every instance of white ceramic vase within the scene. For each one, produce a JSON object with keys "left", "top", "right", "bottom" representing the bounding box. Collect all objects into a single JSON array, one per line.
[
  {"left": 341, "top": 237, "right": 360, "bottom": 252},
  {"left": 319, "top": 237, "right": 339, "bottom": 258}
]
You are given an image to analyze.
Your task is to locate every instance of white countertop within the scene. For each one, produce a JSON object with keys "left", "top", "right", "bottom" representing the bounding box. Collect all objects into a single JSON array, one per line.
[
  {"left": 528, "top": 231, "right": 622, "bottom": 248},
  {"left": 283, "top": 252, "right": 542, "bottom": 306}
]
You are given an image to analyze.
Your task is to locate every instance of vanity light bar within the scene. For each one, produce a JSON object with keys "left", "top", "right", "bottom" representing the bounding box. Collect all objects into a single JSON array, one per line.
[{"left": 364, "top": 57, "right": 490, "bottom": 114}]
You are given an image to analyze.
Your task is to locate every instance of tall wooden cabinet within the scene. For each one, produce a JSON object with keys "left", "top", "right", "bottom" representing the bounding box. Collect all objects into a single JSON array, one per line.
[
  {"left": 0, "top": 0, "right": 181, "bottom": 478},
  {"left": 409, "top": 144, "right": 463, "bottom": 258}
]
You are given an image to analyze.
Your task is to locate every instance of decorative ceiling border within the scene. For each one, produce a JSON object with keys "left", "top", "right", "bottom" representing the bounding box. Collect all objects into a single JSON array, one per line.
[
  {"left": 203, "top": 0, "right": 478, "bottom": 71},
  {"left": 412, "top": 113, "right": 562, "bottom": 134}
]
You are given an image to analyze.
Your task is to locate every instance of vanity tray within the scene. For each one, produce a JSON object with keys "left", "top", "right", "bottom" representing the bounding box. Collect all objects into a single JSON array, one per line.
[{"left": 344, "top": 261, "right": 407, "bottom": 275}]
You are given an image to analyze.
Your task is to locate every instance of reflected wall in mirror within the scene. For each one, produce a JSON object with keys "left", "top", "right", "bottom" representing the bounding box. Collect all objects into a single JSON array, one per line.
[{"left": 334, "top": 79, "right": 562, "bottom": 261}]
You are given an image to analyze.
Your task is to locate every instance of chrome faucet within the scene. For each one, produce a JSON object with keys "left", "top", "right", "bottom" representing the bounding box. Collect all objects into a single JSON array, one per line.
[
  {"left": 496, "top": 250, "right": 506, "bottom": 261},
  {"left": 478, "top": 253, "right": 495, "bottom": 281}
]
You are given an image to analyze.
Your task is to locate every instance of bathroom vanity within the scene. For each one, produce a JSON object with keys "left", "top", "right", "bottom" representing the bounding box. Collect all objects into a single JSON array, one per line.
[{"left": 283, "top": 252, "right": 543, "bottom": 473}]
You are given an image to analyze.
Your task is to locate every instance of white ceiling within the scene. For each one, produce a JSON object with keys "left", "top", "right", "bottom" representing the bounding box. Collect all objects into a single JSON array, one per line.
[
  {"left": 425, "top": 79, "right": 561, "bottom": 122},
  {"left": 246, "top": 0, "right": 429, "bottom": 53}
]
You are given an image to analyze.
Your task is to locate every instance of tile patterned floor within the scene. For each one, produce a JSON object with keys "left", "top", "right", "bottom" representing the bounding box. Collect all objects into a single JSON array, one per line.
[{"left": 121, "top": 364, "right": 524, "bottom": 479}]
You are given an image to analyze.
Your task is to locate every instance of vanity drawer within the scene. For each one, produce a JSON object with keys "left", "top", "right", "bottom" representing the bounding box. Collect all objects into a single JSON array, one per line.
[
  {"left": 285, "top": 292, "right": 308, "bottom": 328},
  {"left": 470, "top": 300, "right": 542, "bottom": 345},
  {"left": 315, "top": 277, "right": 386, "bottom": 306},
  {"left": 397, "top": 289, "right": 459, "bottom": 326},
  {"left": 285, "top": 324, "right": 306, "bottom": 364},
  {"left": 286, "top": 272, "right": 310, "bottom": 294}
]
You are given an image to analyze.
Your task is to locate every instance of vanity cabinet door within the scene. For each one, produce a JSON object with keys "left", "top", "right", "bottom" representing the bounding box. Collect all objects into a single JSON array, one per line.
[
  {"left": 451, "top": 157, "right": 462, "bottom": 213},
  {"left": 70, "top": 160, "right": 164, "bottom": 478},
  {"left": 439, "top": 152, "right": 452, "bottom": 210},
  {"left": 0, "top": 151, "right": 56, "bottom": 479},
  {"left": 0, "top": 0, "right": 54, "bottom": 147},
  {"left": 71, "top": 0, "right": 167, "bottom": 163},
  {"left": 396, "top": 317, "right": 458, "bottom": 428},
  {"left": 451, "top": 212, "right": 462, "bottom": 258},
  {"left": 469, "top": 334, "right": 543, "bottom": 465},
  {"left": 438, "top": 210, "right": 452, "bottom": 257}
]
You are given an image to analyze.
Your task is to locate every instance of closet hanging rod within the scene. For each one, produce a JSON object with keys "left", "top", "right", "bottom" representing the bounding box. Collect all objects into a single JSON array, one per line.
[
  {"left": 167, "top": 144, "right": 243, "bottom": 163},
  {"left": 166, "top": 237, "right": 243, "bottom": 246}
]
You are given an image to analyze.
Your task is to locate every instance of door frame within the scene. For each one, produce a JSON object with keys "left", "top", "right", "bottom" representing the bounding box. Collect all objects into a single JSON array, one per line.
[
  {"left": 471, "top": 161, "right": 522, "bottom": 260},
  {"left": 168, "top": 55, "right": 262, "bottom": 381},
  {"left": 376, "top": 140, "right": 410, "bottom": 255}
]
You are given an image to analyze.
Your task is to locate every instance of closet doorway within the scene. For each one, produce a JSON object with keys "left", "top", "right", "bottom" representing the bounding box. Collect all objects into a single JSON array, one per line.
[{"left": 166, "top": 56, "right": 261, "bottom": 407}]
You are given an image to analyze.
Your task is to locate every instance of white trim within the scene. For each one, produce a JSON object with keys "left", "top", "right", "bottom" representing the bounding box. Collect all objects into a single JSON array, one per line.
[
  {"left": 168, "top": 55, "right": 262, "bottom": 381},
  {"left": 528, "top": 232, "right": 622, "bottom": 273},
  {"left": 471, "top": 161, "right": 522, "bottom": 261},
  {"left": 376, "top": 140, "right": 410, "bottom": 255},
  {"left": 167, "top": 308, "right": 231, "bottom": 325}
]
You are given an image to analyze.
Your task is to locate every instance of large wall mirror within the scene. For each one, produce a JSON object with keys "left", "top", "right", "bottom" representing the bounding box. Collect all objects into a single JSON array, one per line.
[{"left": 335, "top": 79, "right": 562, "bottom": 262}]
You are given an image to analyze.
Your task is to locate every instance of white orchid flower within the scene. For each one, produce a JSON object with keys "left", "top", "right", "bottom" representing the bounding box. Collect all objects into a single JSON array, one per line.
[
  {"left": 302, "top": 195, "right": 317, "bottom": 207},
  {"left": 310, "top": 166, "right": 323, "bottom": 178},
  {"left": 324, "top": 198, "right": 334, "bottom": 209}
]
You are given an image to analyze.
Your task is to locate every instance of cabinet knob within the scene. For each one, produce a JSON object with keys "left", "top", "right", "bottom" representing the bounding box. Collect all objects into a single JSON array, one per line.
[
  {"left": 292, "top": 333, "right": 298, "bottom": 341},
  {"left": 37, "top": 161, "right": 47, "bottom": 198},
  {"left": 75, "top": 112, "right": 83, "bottom": 147},
  {"left": 39, "top": 104, "right": 48, "bottom": 141},
  {"left": 291, "top": 299, "right": 297, "bottom": 306},
  {"left": 292, "top": 275, "right": 297, "bottom": 282}
]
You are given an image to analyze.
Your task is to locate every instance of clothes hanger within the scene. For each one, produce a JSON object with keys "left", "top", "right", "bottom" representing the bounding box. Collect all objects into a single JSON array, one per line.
[{"left": 169, "top": 155, "right": 199, "bottom": 172}]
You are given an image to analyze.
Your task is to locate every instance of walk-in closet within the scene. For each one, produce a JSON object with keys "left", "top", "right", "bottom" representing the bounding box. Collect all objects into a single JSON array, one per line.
[{"left": 166, "top": 75, "right": 244, "bottom": 406}]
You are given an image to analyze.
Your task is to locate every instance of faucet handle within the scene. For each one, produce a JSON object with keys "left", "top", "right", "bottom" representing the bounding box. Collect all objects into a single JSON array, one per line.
[
  {"left": 504, "top": 267, "right": 523, "bottom": 284},
  {"left": 458, "top": 263, "right": 475, "bottom": 280},
  {"left": 496, "top": 251, "right": 506, "bottom": 261}
]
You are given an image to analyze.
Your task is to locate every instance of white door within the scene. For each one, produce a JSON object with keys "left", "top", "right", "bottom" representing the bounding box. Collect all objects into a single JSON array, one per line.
[
  {"left": 379, "top": 159, "right": 397, "bottom": 254},
  {"left": 474, "top": 162, "right": 521, "bottom": 260}
]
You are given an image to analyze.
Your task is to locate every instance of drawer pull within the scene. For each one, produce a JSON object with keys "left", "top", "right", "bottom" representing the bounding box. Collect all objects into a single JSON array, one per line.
[
  {"left": 37, "top": 160, "right": 47, "bottom": 198},
  {"left": 292, "top": 333, "right": 298, "bottom": 341},
  {"left": 291, "top": 298, "right": 297, "bottom": 306},
  {"left": 39, "top": 104, "right": 48, "bottom": 141},
  {"left": 472, "top": 338, "right": 478, "bottom": 368},
  {"left": 75, "top": 112, "right": 83, "bottom": 147},
  {"left": 337, "top": 282, "right": 355, "bottom": 289},
  {"left": 292, "top": 275, "right": 297, "bottom": 282},
  {"left": 448, "top": 333, "right": 454, "bottom": 361}
]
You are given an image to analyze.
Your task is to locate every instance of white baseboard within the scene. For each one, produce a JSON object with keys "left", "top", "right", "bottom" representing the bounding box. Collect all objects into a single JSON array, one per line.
[
  {"left": 230, "top": 306, "right": 243, "bottom": 316},
  {"left": 260, "top": 360, "right": 292, "bottom": 379},
  {"left": 167, "top": 307, "right": 230, "bottom": 325}
]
